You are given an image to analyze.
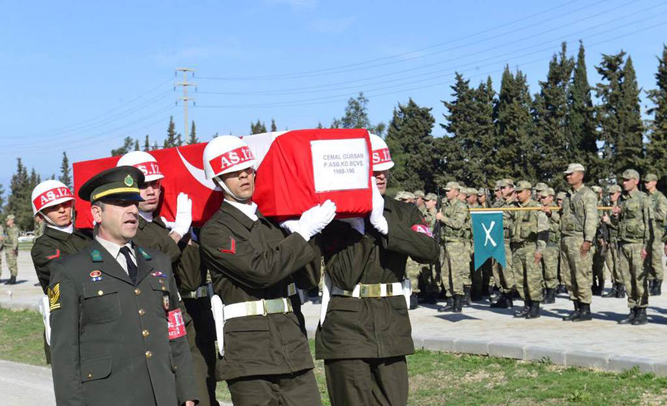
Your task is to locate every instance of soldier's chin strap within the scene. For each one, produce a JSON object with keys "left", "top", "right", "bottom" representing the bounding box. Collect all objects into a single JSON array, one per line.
[
  {"left": 39, "top": 212, "right": 74, "bottom": 234},
  {"left": 213, "top": 177, "right": 251, "bottom": 203}
]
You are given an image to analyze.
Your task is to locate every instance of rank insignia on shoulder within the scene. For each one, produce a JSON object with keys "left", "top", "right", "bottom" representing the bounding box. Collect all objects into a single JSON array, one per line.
[
  {"left": 90, "top": 270, "right": 103, "bottom": 282},
  {"left": 48, "top": 283, "right": 61, "bottom": 311},
  {"left": 46, "top": 249, "right": 61, "bottom": 260},
  {"left": 90, "top": 250, "right": 103, "bottom": 262},
  {"left": 218, "top": 237, "right": 236, "bottom": 255},
  {"left": 151, "top": 271, "right": 167, "bottom": 278},
  {"left": 138, "top": 248, "right": 151, "bottom": 260},
  {"left": 163, "top": 295, "right": 170, "bottom": 310},
  {"left": 411, "top": 224, "right": 434, "bottom": 238}
]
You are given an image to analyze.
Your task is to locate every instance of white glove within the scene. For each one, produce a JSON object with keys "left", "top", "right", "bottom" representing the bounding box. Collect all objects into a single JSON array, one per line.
[
  {"left": 172, "top": 193, "right": 193, "bottom": 238},
  {"left": 340, "top": 217, "right": 365, "bottom": 235},
  {"left": 369, "top": 177, "right": 388, "bottom": 235},
  {"left": 281, "top": 200, "right": 337, "bottom": 240},
  {"left": 160, "top": 217, "right": 176, "bottom": 230}
]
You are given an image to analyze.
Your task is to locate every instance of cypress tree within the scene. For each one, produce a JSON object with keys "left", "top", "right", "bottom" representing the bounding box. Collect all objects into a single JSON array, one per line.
[
  {"left": 385, "top": 98, "right": 436, "bottom": 191},
  {"left": 134, "top": 139, "right": 140, "bottom": 151},
  {"left": 647, "top": 45, "right": 667, "bottom": 181},
  {"left": 59, "top": 152, "right": 72, "bottom": 189},
  {"left": 165, "top": 116, "right": 178, "bottom": 147},
  {"left": 618, "top": 57, "right": 645, "bottom": 171},
  {"left": 568, "top": 42, "right": 600, "bottom": 183},
  {"left": 251, "top": 120, "right": 267, "bottom": 134},
  {"left": 187, "top": 121, "right": 199, "bottom": 144},
  {"left": 441, "top": 73, "right": 477, "bottom": 184},
  {"left": 6, "top": 159, "right": 32, "bottom": 230},
  {"left": 143, "top": 135, "right": 150, "bottom": 152},
  {"left": 271, "top": 118, "right": 277, "bottom": 132}
]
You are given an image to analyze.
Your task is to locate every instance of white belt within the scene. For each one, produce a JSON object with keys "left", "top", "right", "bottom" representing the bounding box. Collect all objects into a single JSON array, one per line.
[
  {"left": 223, "top": 297, "right": 293, "bottom": 320},
  {"left": 331, "top": 281, "right": 405, "bottom": 298}
]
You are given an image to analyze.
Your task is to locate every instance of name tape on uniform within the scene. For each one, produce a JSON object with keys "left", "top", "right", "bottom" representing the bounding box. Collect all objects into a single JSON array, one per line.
[{"left": 310, "top": 138, "right": 369, "bottom": 192}]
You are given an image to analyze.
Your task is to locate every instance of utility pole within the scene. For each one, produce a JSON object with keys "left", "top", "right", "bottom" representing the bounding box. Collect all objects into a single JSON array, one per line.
[{"left": 175, "top": 68, "right": 196, "bottom": 140}]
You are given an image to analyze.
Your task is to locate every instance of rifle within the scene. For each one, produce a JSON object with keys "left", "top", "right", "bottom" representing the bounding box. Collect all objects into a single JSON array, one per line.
[{"left": 431, "top": 186, "right": 443, "bottom": 289}]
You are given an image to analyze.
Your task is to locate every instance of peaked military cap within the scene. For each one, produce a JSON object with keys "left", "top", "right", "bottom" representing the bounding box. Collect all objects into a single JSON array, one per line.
[
  {"left": 515, "top": 180, "right": 532, "bottom": 192},
  {"left": 645, "top": 173, "right": 658, "bottom": 182},
  {"left": 425, "top": 193, "right": 438, "bottom": 201},
  {"left": 499, "top": 179, "right": 514, "bottom": 188},
  {"left": 403, "top": 191, "right": 416, "bottom": 200},
  {"left": 477, "top": 188, "right": 486, "bottom": 196},
  {"left": 556, "top": 191, "right": 567, "bottom": 200},
  {"left": 413, "top": 190, "right": 425, "bottom": 198},
  {"left": 591, "top": 186, "right": 602, "bottom": 194},
  {"left": 79, "top": 167, "right": 145, "bottom": 203},
  {"left": 534, "top": 182, "right": 548, "bottom": 192},
  {"left": 444, "top": 181, "right": 461, "bottom": 191},
  {"left": 467, "top": 188, "right": 478, "bottom": 196},
  {"left": 607, "top": 184, "right": 622, "bottom": 193},
  {"left": 621, "top": 169, "right": 640, "bottom": 180},
  {"left": 6, "top": 214, "right": 15, "bottom": 220},
  {"left": 563, "top": 163, "right": 585, "bottom": 174}
]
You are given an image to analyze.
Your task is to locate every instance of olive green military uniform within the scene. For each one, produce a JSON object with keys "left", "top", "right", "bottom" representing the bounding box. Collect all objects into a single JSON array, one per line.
[
  {"left": 542, "top": 208, "right": 560, "bottom": 290},
  {"left": 133, "top": 216, "right": 217, "bottom": 406},
  {"left": 49, "top": 240, "right": 198, "bottom": 405},
  {"left": 615, "top": 189, "right": 651, "bottom": 309},
  {"left": 200, "top": 201, "right": 322, "bottom": 406},
  {"left": 31, "top": 226, "right": 92, "bottom": 365},
  {"left": 406, "top": 205, "right": 432, "bottom": 297},
  {"left": 510, "top": 199, "right": 549, "bottom": 302},
  {"left": 647, "top": 189, "right": 667, "bottom": 284},
  {"left": 592, "top": 194, "right": 608, "bottom": 294},
  {"left": 604, "top": 202, "right": 623, "bottom": 289},
  {"left": 34, "top": 221, "right": 46, "bottom": 238},
  {"left": 316, "top": 196, "right": 439, "bottom": 406},
  {"left": 560, "top": 184, "right": 598, "bottom": 305},
  {"left": 3, "top": 224, "right": 19, "bottom": 278},
  {"left": 439, "top": 197, "right": 470, "bottom": 298},
  {"left": 499, "top": 197, "right": 517, "bottom": 295}
]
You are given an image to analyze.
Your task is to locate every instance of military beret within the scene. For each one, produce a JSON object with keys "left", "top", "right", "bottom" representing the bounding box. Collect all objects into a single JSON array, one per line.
[
  {"left": 515, "top": 180, "right": 532, "bottom": 192},
  {"left": 79, "top": 167, "right": 145, "bottom": 203},
  {"left": 564, "top": 163, "right": 585, "bottom": 174},
  {"left": 425, "top": 193, "right": 438, "bottom": 201},
  {"left": 444, "top": 181, "right": 461, "bottom": 191},
  {"left": 413, "top": 190, "right": 425, "bottom": 198},
  {"left": 607, "top": 184, "right": 622, "bottom": 193},
  {"left": 621, "top": 169, "right": 640, "bottom": 180},
  {"left": 645, "top": 173, "right": 658, "bottom": 182}
]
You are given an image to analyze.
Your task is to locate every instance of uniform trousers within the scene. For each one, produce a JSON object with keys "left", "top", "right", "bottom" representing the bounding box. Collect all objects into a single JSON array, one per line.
[
  {"left": 227, "top": 369, "right": 322, "bottom": 406},
  {"left": 561, "top": 235, "right": 593, "bottom": 304}
]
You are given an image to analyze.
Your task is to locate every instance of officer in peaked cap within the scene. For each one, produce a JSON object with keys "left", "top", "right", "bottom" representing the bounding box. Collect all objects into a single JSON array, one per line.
[{"left": 49, "top": 166, "right": 198, "bottom": 406}]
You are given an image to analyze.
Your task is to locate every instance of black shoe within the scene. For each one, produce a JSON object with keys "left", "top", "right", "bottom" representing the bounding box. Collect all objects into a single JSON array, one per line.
[
  {"left": 556, "top": 284, "right": 567, "bottom": 294},
  {"left": 6, "top": 276, "right": 16, "bottom": 285},
  {"left": 573, "top": 303, "right": 592, "bottom": 322},
  {"left": 616, "top": 285, "right": 626, "bottom": 298},
  {"left": 490, "top": 294, "right": 510, "bottom": 308},
  {"left": 562, "top": 301, "right": 580, "bottom": 321},
  {"left": 654, "top": 280, "right": 662, "bottom": 296},
  {"left": 591, "top": 283, "right": 602, "bottom": 296},
  {"left": 603, "top": 284, "right": 618, "bottom": 298},
  {"left": 632, "top": 308, "right": 648, "bottom": 325},
  {"left": 618, "top": 308, "right": 637, "bottom": 325},
  {"left": 526, "top": 301, "right": 541, "bottom": 319},
  {"left": 463, "top": 286, "right": 472, "bottom": 306},
  {"left": 438, "top": 297, "right": 454, "bottom": 312},
  {"left": 409, "top": 293, "right": 419, "bottom": 310},
  {"left": 649, "top": 280, "right": 655, "bottom": 295},
  {"left": 452, "top": 295, "right": 463, "bottom": 313},
  {"left": 514, "top": 301, "right": 531, "bottom": 318},
  {"left": 543, "top": 288, "right": 555, "bottom": 304}
]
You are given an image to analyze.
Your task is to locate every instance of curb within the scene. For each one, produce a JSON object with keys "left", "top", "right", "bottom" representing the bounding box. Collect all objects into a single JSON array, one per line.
[{"left": 416, "top": 335, "right": 662, "bottom": 376}]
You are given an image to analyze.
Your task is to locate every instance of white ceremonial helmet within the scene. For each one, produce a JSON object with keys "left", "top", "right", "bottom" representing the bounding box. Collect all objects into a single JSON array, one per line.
[
  {"left": 117, "top": 151, "right": 165, "bottom": 182},
  {"left": 203, "top": 136, "right": 256, "bottom": 180},
  {"left": 369, "top": 133, "right": 395, "bottom": 171},
  {"left": 31, "top": 180, "right": 75, "bottom": 216}
]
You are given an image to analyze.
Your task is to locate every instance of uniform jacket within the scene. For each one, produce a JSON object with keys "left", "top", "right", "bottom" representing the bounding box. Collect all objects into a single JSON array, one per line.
[
  {"left": 200, "top": 201, "right": 320, "bottom": 381},
  {"left": 648, "top": 190, "right": 667, "bottom": 239},
  {"left": 510, "top": 199, "right": 549, "bottom": 253},
  {"left": 615, "top": 189, "right": 651, "bottom": 246},
  {"left": 32, "top": 226, "right": 92, "bottom": 294},
  {"left": 438, "top": 198, "right": 468, "bottom": 242},
  {"left": 4, "top": 225, "right": 19, "bottom": 250},
  {"left": 49, "top": 239, "right": 197, "bottom": 406},
  {"left": 315, "top": 196, "right": 439, "bottom": 360},
  {"left": 561, "top": 184, "right": 598, "bottom": 241}
]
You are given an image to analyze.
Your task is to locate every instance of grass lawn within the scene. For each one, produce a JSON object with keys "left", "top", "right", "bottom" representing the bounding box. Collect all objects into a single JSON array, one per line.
[{"left": 3, "top": 308, "right": 667, "bottom": 405}]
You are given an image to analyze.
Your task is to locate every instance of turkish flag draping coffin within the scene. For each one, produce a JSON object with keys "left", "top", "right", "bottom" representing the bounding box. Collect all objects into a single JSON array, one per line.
[
  {"left": 73, "top": 143, "right": 223, "bottom": 229},
  {"left": 248, "top": 129, "right": 373, "bottom": 220},
  {"left": 72, "top": 128, "right": 373, "bottom": 229}
]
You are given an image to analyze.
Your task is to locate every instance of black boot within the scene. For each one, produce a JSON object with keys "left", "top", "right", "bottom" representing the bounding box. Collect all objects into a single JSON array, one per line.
[
  {"left": 463, "top": 286, "right": 472, "bottom": 306},
  {"left": 544, "top": 288, "right": 556, "bottom": 304},
  {"left": 603, "top": 284, "right": 617, "bottom": 298},
  {"left": 526, "top": 301, "right": 541, "bottom": 319},
  {"left": 573, "top": 303, "right": 592, "bottom": 322},
  {"left": 654, "top": 280, "right": 662, "bottom": 296},
  {"left": 6, "top": 276, "right": 16, "bottom": 285},
  {"left": 616, "top": 284, "right": 626, "bottom": 298},
  {"left": 452, "top": 295, "right": 463, "bottom": 313},
  {"left": 618, "top": 307, "right": 637, "bottom": 324},
  {"left": 490, "top": 293, "right": 511, "bottom": 308},
  {"left": 562, "top": 301, "right": 580, "bottom": 321},
  {"left": 438, "top": 297, "right": 454, "bottom": 312},
  {"left": 409, "top": 293, "right": 419, "bottom": 310},
  {"left": 632, "top": 308, "right": 648, "bottom": 325},
  {"left": 649, "top": 280, "right": 655, "bottom": 295},
  {"left": 514, "top": 301, "right": 531, "bottom": 318}
]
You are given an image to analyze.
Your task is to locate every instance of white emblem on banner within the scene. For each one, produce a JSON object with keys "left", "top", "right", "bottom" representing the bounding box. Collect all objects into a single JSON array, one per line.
[
  {"left": 482, "top": 221, "right": 497, "bottom": 247},
  {"left": 310, "top": 138, "right": 369, "bottom": 192}
]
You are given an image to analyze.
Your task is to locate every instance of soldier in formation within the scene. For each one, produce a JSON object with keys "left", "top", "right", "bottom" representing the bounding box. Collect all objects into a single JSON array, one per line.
[{"left": 2, "top": 214, "right": 20, "bottom": 285}]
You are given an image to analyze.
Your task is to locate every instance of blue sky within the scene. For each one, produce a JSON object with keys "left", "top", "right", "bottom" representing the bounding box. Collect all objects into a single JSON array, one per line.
[{"left": 2, "top": 0, "right": 666, "bottom": 190}]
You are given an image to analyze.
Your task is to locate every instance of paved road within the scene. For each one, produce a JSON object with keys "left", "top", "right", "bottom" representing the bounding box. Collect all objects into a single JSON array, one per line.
[{"left": 2, "top": 251, "right": 667, "bottom": 403}]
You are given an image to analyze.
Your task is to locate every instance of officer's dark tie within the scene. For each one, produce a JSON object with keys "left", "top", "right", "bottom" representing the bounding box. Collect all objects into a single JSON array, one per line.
[{"left": 119, "top": 246, "right": 138, "bottom": 285}]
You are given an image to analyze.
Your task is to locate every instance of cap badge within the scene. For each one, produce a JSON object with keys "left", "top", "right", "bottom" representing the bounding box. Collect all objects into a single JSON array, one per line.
[{"left": 124, "top": 175, "right": 134, "bottom": 187}]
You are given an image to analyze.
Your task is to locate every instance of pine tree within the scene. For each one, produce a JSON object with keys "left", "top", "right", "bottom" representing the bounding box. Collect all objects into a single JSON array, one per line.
[
  {"left": 134, "top": 139, "right": 140, "bottom": 151},
  {"left": 330, "top": 118, "right": 341, "bottom": 129},
  {"left": 59, "top": 152, "right": 72, "bottom": 189},
  {"left": 568, "top": 42, "right": 601, "bottom": 183},
  {"left": 441, "top": 73, "right": 477, "bottom": 184},
  {"left": 143, "top": 135, "right": 150, "bottom": 152},
  {"left": 271, "top": 118, "right": 277, "bottom": 132},
  {"left": 250, "top": 120, "right": 267, "bottom": 134},
  {"left": 6, "top": 159, "right": 31, "bottom": 230},
  {"left": 340, "top": 93, "right": 372, "bottom": 129},
  {"left": 317, "top": 122, "right": 324, "bottom": 129},
  {"left": 385, "top": 98, "right": 436, "bottom": 191},
  {"left": 533, "top": 43, "right": 574, "bottom": 190},
  {"left": 188, "top": 121, "right": 199, "bottom": 144},
  {"left": 495, "top": 66, "right": 537, "bottom": 181},
  {"left": 618, "top": 57, "right": 645, "bottom": 171},
  {"left": 647, "top": 45, "right": 667, "bottom": 180},
  {"left": 111, "top": 137, "right": 134, "bottom": 156}
]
